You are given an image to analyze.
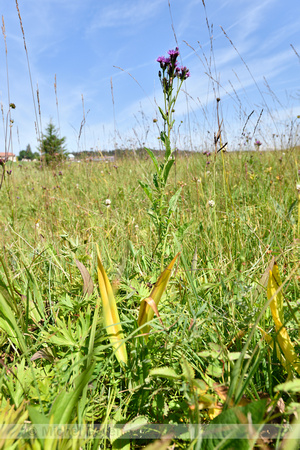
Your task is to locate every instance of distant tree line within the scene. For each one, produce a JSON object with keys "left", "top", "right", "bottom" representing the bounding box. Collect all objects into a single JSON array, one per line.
[
  {"left": 18, "top": 144, "right": 39, "bottom": 161},
  {"left": 74, "top": 147, "right": 193, "bottom": 159}
]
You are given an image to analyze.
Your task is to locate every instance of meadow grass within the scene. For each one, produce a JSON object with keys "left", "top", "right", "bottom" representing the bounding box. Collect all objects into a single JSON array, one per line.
[{"left": 0, "top": 148, "right": 300, "bottom": 448}]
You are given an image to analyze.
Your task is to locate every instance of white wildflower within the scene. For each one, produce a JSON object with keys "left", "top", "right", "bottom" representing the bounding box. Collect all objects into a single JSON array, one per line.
[
  {"left": 105, "top": 198, "right": 111, "bottom": 207},
  {"left": 296, "top": 184, "right": 300, "bottom": 192},
  {"left": 208, "top": 200, "right": 215, "bottom": 208}
]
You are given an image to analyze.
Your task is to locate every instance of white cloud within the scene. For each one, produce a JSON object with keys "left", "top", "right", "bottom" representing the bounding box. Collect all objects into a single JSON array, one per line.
[{"left": 89, "top": 0, "right": 165, "bottom": 31}]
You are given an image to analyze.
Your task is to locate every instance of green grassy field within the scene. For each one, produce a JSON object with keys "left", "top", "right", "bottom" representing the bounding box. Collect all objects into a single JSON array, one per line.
[{"left": 0, "top": 149, "right": 300, "bottom": 449}]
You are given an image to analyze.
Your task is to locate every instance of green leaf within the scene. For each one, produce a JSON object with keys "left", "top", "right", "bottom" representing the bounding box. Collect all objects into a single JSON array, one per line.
[
  {"left": 288, "top": 199, "right": 297, "bottom": 217},
  {"left": 50, "top": 364, "right": 95, "bottom": 424},
  {"left": 149, "top": 367, "right": 181, "bottom": 380},
  {"left": 160, "top": 131, "right": 166, "bottom": 143},
  {"left": 0, "top": 291, "right": 27, "bottom": 353},
  {"left": 163, "top": 158, "right": 175, "bottom": 184},
  {"left": 144, "top": 147, "right": 160, "bottom": 174},
  {"left": 112, "top": 417, "right": 149, "bottom": 449},
  {"left": 164, "top": 136, "right": 171, "bottom": 160},
  {"left": 28, "top": 406, "right": 49, "bottom": 425},
  {"left": 206, "top": 363, "right": 223, "bottom": 378},
  {"left": 139, "top": 181, "right": 153, "bottom": 201},
  {"left": 143, "top": 438, "right": 172, "bottom": 450},
  {"left": 228, "top": 352, "right": 250, "bottom": 361},
  {"left": 24, "top": 267, "right": 46, "bottom": 321},
  {"left": 168, "top": 187, "right": 181, "bottom": 213},
  {"left": 180, "top": 358, "right": 195, "bottom": 381},
  {"left": 202, "top": 399, "right": 267, "bottom": 450},
  {"left": 158, "top": 106, "right": 167, "bottom": 122},
  {"left": 275, "top": 379, "right": 300, "bottom": 393}
]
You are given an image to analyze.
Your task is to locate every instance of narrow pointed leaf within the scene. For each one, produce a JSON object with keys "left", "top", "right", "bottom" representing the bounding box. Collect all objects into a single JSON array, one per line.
[
  {"left": 97, "top": 245, "right": 128, "bottom": 365},
  {"left": 267, "top": 262, "right": 284, "bottom": 327},
  {"left": 163, "top": 158, "right": 175, "bottom": 183},
  {"left": 144, "top": 147, "right": 159, "bottom": 174},
  {"left": 138, "top": 180, "right": 153, "bottom": 201},
  {"left": 191, "top": 245, "right": 198, "bottom": 273},
  {"left": 257, "top": 326, "right": 291, "bottom": 376},
  {"left": 0, "top": 292, "right": 27, "bottom": 353},
  {"left": 149, "top": 367, "right": 181, "bottom": 380},
  {"left": 50, "top": 364, "right": 95, "bottom": 424},
  {"left": 277, "top": 326, "right": 300, "bottom": 375},
  {"left": 266, "top": 263, "right": 300, "bottom": 375},
  {"left": 138, "top": 253, "right": 180, "bottom": 339},
  {"left": 180, "top": 358, "right": 195, "bottom": 381},
  {"left": 75, "top": 259, "right": 94, "bottom": 297},
  {"left": 168, "top": 187, "right": 181, "bottom": 213}
]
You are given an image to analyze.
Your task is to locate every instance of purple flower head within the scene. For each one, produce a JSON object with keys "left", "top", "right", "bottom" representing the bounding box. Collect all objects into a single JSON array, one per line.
[
  {"left": 179, "top": 66, "right": 190, "bottom": 80},
  {"left": 157, "top": 56, "right": 170, "bottom": 70},
  {"left": 168, "top": 47, "right": 180, "bottom": 65},
  {"left": 255, "top": 139, "right": 262, "bottom": 147},
  {"left": 168, "top": 47, "right": 179, "bottom": 58},
  {"left": 6, "top": 170, "right": 12, "bottom": 175}
]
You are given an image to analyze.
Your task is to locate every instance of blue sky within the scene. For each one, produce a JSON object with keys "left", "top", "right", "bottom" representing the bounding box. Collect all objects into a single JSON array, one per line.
[{"left": 0, "top": 0, "right": 299, "bottom": 155}]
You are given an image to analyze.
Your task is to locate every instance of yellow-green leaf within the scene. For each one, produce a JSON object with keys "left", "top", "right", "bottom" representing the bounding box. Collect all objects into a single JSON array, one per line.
[
  {"left": 277, "top": 325, "right": 300, "bottom": 375},
  {"left": 257, "top": 326, "right": 292, "bottom": 377},
  {"left": 96, "top": 245, "right": 127, "bottom": 365},
  {"left": 266, "top": 263, "right": 300, "bottom": 375},
  {"left": 138, "top": 253, "right": 180, "bottom": 340},
  {"left": 267, "top": 262, "right": 284, "bottom": 328}
]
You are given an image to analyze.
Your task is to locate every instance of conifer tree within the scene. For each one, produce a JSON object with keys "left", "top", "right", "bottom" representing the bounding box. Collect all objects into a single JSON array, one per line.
[{"left": 39, "top": 121, "right": 66, "bottom": 165}]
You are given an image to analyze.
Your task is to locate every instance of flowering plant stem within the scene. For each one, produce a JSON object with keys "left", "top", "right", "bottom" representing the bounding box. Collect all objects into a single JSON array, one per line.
[{"left": 139, "top": 48, "right": 190, "bottom": 267}]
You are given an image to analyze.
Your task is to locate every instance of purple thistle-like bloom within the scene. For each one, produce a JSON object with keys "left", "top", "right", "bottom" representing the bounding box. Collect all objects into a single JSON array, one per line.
[
  {"left": 168, "top": 47, "right": 180, "bottom": 64},
  {"left": 255, "top": 139, "right": 262, "bottom": 146},
  {"left": 168, "top": 47, "right": 179, "bottom": 57},
  {"left": 157, "top": 56, "right": 171, "bottom": 70},
  {"left": 179, "top": 66, "right": 190, "bottom": 80}
]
